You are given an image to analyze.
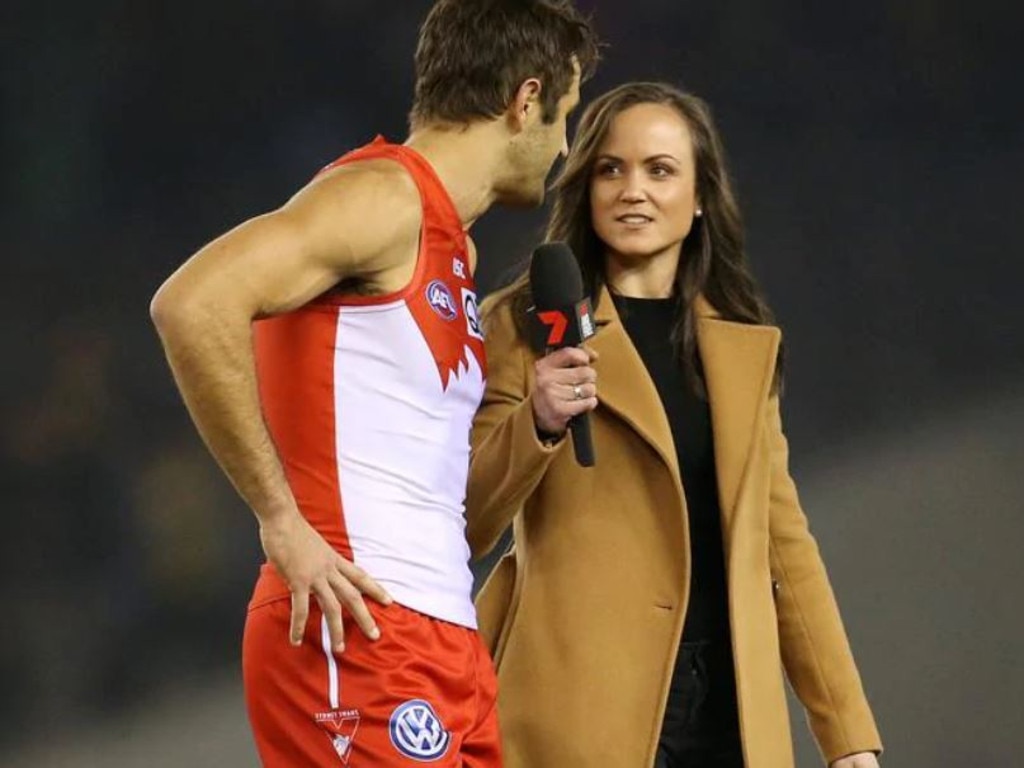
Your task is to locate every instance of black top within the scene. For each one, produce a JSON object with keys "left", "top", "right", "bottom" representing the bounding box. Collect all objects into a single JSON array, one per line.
[{"left": 611, "top": 293, "right": 731, "bottom": 642}]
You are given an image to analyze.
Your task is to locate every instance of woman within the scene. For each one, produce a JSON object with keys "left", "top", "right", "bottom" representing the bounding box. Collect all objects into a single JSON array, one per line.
[{"left": 466, "top": 82, "right": 882, "bottom": 768}]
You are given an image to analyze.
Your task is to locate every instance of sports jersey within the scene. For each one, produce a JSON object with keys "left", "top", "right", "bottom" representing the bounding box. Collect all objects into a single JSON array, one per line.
[{"left": 250, "top": 136, "right": 487, "bottom": 628}]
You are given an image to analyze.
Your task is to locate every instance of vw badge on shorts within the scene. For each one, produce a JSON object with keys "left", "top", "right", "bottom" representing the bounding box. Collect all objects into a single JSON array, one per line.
[{"left": 389, "top": 699, "right": 451, "bottom": 761}]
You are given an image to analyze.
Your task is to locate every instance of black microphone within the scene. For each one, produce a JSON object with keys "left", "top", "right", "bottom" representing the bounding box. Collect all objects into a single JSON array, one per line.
[{"left": 528, "top": 242, "right": 596, "bottom": 467}]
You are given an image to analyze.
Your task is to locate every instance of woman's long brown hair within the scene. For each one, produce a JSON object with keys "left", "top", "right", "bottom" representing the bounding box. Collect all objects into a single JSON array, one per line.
[{"left": 502, "top": 81, "right": 783, "bottom": 395}]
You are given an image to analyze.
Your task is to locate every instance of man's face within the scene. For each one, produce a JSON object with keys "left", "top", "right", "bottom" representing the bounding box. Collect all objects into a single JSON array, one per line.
[{"left": 501, "top": 61, "right": 581, "bottom": 207}]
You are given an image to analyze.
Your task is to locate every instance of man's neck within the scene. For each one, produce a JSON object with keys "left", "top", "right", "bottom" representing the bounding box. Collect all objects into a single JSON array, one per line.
[{"left": 404, "top": 121, "right": 507, "bottom": 230}]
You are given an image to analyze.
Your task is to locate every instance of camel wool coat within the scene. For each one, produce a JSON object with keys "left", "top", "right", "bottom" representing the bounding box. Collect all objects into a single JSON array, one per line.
[{"left": 465, "top": 286, "right": 882, "bottom": 768}]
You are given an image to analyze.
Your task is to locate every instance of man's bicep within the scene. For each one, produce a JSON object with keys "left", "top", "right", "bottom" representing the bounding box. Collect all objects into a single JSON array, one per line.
[
  {"left": 150, "top": 208, "right": 325, "bottom": 323},
  {"left": 166, "top": 167, "right": 420, "bottom": 318}
]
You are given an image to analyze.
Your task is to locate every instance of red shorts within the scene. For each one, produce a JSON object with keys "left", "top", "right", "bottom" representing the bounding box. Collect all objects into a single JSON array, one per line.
[{"left": 243, "top": 581, "right": 502, "bottom": 767}]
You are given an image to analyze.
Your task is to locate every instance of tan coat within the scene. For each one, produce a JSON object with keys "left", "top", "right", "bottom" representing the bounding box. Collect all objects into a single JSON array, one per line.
[{"left": 466, "top": 286, "right": 882, "bottom": 767}]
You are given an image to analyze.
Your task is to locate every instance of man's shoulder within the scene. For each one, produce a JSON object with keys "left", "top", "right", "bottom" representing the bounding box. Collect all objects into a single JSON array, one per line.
[
  {"left": 291, "top": 157, "right": 423, "bottom": 252},
  {"left": 310, "top": 157, "right": 420, "bottom": 211}
]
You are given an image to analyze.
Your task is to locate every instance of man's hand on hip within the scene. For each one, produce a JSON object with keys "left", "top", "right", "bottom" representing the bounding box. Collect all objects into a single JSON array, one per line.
[{"left": 259, "top": 512, "right": 393, "bottom": 652}]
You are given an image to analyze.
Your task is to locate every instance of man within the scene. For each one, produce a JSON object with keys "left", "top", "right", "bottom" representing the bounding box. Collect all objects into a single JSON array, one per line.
[{"left": 149, "top": 1, "right": 598, "bottom": 764}]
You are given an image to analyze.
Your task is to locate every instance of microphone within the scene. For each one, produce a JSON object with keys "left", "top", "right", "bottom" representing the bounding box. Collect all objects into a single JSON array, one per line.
[{"left": 528, "top": 242, "right": 596, "bottom": 467}]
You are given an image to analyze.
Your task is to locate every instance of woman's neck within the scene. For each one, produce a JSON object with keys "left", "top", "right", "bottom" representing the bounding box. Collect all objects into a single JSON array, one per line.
[{"left": 605, "top": 248, "right": 680, "bottom": 299}]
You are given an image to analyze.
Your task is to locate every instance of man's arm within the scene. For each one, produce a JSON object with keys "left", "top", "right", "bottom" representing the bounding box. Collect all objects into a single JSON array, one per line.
[{"left": 150, "top": 162, "right": 420, "bottom": 652}]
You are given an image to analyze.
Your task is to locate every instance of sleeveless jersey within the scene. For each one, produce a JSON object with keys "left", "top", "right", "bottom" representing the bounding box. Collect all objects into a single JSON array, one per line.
[{"left": 251, "top": 137, "right": 487, "bottom": 628}]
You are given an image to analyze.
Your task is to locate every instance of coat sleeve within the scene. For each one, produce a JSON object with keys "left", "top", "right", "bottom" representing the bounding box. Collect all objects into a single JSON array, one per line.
[
  {"left": 766, "top": 395, "right": 883, "bottom": 763},
  {"left": 465, "top": 294, "right": 566, "bottom": 560}
]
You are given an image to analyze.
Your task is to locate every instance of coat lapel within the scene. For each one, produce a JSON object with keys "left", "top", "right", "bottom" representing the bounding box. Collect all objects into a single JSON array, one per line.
[
  {"left": 696, "top": 305, "right": 780, "bottom": 537},
  {"left": 589, "top": 287, "right": 680, "bottom": 478},
  {"left": 588, "top": 288, "right": 781, "bottom": 537}
]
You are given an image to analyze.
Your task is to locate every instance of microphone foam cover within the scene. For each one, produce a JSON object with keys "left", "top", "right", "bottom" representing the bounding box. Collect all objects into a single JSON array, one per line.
[{"left": 529, "top": 242, "right": 584, "bottom": 310}]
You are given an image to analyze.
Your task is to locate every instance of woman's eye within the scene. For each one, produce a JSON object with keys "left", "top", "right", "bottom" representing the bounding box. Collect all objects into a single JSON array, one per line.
[
  {"left": 650, "top": 164, "right": 672, "bottom": 177},
  {"left": 595, "top": 163, "right": 620, "bottom": 176}
]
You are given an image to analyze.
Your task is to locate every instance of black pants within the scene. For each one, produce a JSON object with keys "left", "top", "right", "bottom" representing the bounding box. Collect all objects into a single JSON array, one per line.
[{"left": 654, "top": 640, "right": 745, "bottom": 768}]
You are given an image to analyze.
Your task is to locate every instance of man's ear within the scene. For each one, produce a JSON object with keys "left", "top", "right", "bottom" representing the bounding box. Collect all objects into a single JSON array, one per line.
[{"left": 507, "top": 77, "right": 543, "bottom": 133}]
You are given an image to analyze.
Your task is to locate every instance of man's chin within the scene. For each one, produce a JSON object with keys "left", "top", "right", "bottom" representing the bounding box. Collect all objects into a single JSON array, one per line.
[{"left": 496, "top": 184, "right": 546, "bottom": 209}]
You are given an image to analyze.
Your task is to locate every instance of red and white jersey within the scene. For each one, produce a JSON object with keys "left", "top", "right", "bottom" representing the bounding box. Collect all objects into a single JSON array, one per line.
[{"left": 251, "top": 137, "right": 487, "bottom": 628}]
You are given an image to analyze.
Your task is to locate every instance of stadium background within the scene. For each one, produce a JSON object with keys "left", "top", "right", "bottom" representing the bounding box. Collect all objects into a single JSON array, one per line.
[{"left": 2, "top": 1, "right": 1021, "bottom": 765}]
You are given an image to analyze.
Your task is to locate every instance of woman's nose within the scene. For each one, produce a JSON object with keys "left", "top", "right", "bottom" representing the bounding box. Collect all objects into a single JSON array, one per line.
[{"left": 620, "top": 171, "right": 647, "bottom": 201}]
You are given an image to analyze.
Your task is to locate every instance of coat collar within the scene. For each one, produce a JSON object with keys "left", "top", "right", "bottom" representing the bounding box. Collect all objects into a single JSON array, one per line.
[{"left": 588, "top": 285, "right": 780, "bottom": 534}]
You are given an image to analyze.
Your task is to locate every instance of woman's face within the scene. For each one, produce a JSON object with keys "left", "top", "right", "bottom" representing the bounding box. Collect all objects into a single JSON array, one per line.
[{"left": 589, "top": 102, "right": 700, "bottom": 270}]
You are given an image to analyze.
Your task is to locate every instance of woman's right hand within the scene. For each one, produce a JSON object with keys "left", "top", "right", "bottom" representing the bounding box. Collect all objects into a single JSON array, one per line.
[{"left": 531, "top": 346, "right": 599, "bottom": 436}]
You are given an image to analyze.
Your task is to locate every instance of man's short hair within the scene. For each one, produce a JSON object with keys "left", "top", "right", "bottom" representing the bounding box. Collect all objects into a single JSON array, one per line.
[{"left": 410, "top": 0, "right": 600, "bottom": 127}]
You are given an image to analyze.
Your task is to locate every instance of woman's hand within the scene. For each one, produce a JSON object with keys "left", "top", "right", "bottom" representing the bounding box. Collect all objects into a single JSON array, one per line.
[
  {"left": 831, "top": 752, "right": 880, "bottom": 768},
  {"left": 531, "top": 346, "right": 599, "bottom": 436}
]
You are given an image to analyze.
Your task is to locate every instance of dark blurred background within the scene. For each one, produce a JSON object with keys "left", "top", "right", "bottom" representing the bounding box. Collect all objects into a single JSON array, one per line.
[{"left": 2, "top": 1, "right": 1022, "bottom": 765}]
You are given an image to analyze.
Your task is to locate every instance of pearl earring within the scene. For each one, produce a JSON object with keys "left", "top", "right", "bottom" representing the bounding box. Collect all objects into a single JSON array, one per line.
[{"left": 695, "top": 207, "right": 703, "bottom": 217}]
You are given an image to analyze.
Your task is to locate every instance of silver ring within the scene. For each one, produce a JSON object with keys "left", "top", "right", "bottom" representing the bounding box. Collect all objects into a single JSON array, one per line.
[{"left": 572, "top": 384, "right": 583, "bottom": 400}]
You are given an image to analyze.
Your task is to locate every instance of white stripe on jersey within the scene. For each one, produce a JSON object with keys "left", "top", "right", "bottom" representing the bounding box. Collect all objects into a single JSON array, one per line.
[{"left": 333, "top": 301, "right": 483, "bottom": 628}]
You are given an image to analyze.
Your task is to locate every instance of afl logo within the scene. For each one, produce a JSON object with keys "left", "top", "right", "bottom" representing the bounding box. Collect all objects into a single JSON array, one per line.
[
  {"left": 426, "top": 280, "right": 458, "bottom": 321},
  {"left": 389, "top": 699, "right": 451, "bottom": 761}
]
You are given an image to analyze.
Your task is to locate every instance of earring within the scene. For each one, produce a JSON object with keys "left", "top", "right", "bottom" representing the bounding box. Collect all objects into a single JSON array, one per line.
[{"left": 695, "top": 207, "right": 703, "bottom": 217}]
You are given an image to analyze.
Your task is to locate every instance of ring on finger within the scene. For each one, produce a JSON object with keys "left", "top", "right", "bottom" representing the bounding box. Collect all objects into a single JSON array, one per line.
[{"left": 572, "top": 384, "right": 584, "bottom": 400}]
